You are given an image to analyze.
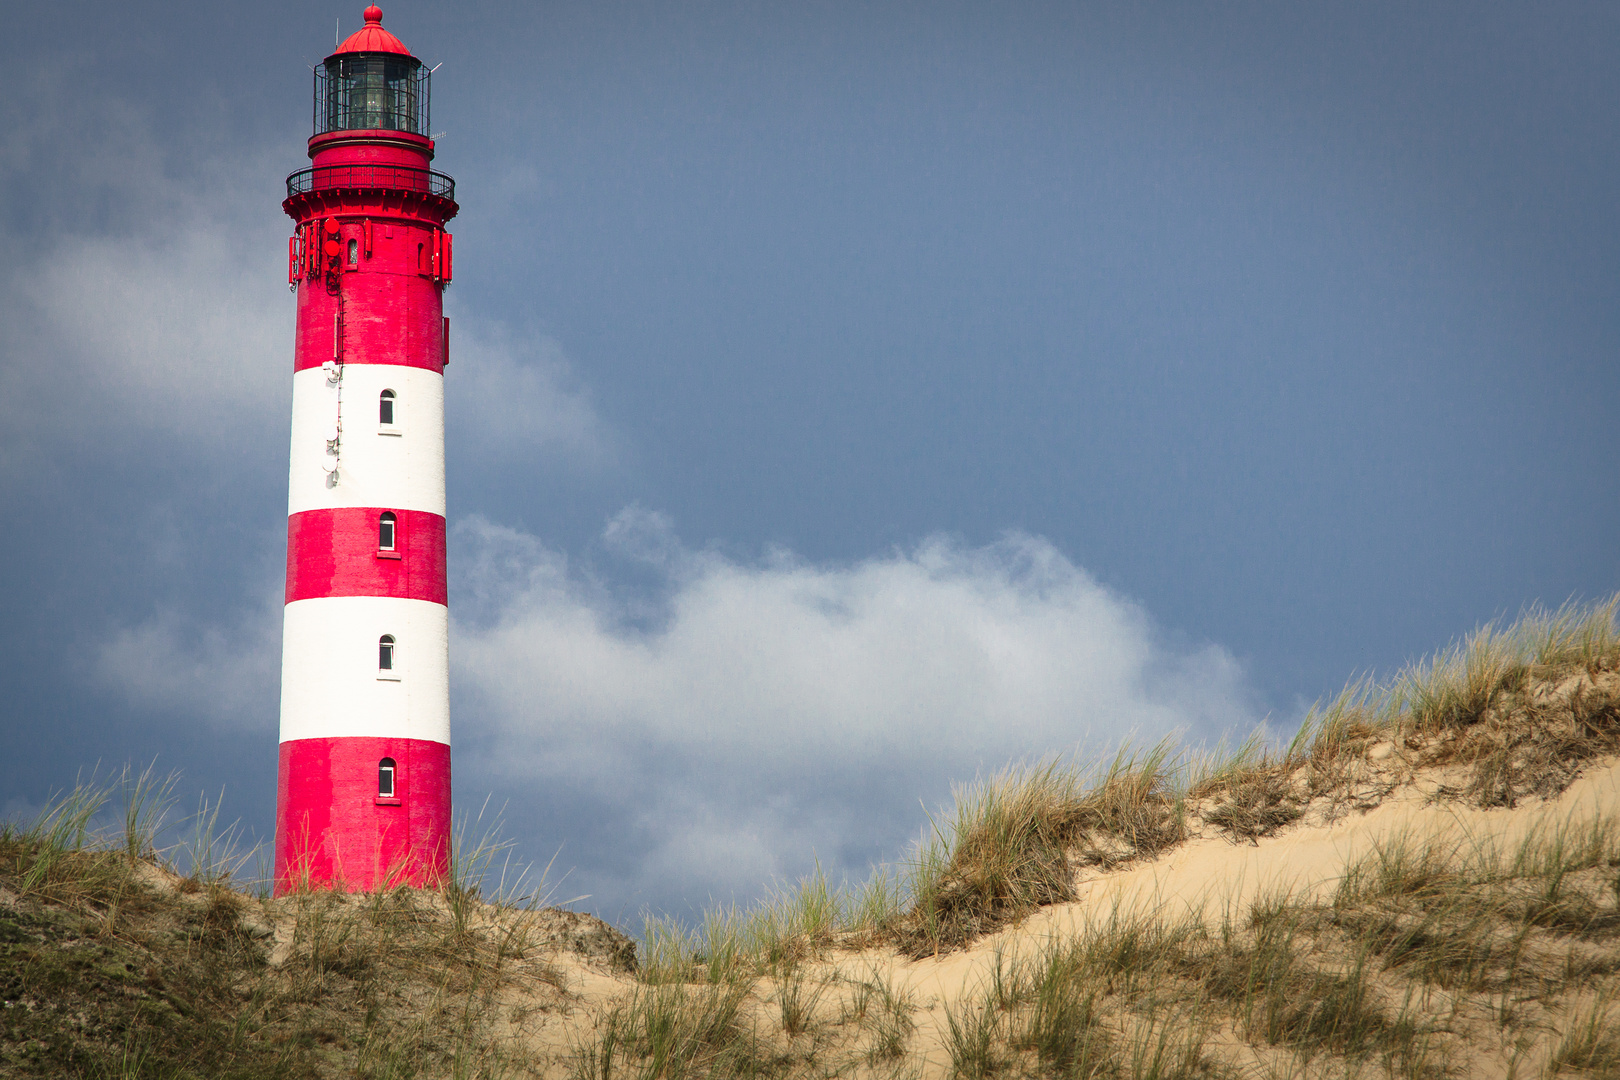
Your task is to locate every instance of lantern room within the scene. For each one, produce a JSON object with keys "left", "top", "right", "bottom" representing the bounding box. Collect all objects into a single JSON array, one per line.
[{"left": 313, "top": 5, "right": 430, "bottom": 136}]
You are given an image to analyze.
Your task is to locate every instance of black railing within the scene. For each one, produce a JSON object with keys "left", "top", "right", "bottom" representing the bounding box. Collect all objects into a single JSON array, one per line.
[{"left": 286, "top": 164, "right": 455, "bottom": 201}]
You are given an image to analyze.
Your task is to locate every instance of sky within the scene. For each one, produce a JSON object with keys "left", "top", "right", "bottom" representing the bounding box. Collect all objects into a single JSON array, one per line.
[{"left": 0, "top": 0, "right": 1615, "bottom": 927}]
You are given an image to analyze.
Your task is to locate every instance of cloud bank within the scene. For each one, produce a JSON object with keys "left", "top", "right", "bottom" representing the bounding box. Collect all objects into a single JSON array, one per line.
[{"left": 452, "top": 510, "right": 1260, "bottom": 918}]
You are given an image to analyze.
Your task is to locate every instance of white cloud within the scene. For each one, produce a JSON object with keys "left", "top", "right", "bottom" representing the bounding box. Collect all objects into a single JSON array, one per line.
[
  {"left": 84, "top": 507, "right": 1262, "bottom": 914},
  {"left": 452, "top": 513, "right": 1260, "bottom": 911},
  {"left": 16, "top": 64, "right": 1254, "bottom": 917}
]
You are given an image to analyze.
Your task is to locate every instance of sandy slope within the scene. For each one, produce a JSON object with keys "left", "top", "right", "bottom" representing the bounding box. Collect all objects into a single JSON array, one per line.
[
  {"left": 1041, "top": 753, "right": 1620, "bottom": 934},
  {"left": 519, "top": 751, "right": 1620, "bottom": 1078},
  {"left": 821, "top": 755, "right": 1620, "bottom": 1077}
]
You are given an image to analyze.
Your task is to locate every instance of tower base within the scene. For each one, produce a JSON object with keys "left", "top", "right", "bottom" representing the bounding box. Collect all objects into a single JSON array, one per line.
[{"left": 273, "top": 736, "right": 451, "bottom": 895}]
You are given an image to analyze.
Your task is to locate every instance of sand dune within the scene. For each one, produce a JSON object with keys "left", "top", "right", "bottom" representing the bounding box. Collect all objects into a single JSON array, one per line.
[{"left": 812, "top": 753, "right": 1620, "bottom": 1079}]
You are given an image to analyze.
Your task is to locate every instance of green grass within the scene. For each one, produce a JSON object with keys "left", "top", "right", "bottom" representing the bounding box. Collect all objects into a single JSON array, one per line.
[
  {"left": 848, "top": 967, "right": 917, "bottom": 1063},
  {"left": 596, "top": 705, "right": 1620, "bottom": 1075},
  {"left": 1549, "top": 989, "right": 1620, "bottom": 1076},
  {"left": 637, "top": 744, "right": 1195, "bottom": 975},
  {"left": 637, "top": 861, "right": 904, "bottom": 984},
  {"left": 614, "top": 597, "right": 1620, "bottom": 997},
  {"left": 448, "top": 594, "right": 1620, "bottom": 1079},
  {"left": 903, "top": 743, "right": 1189, "bottom": 953}
]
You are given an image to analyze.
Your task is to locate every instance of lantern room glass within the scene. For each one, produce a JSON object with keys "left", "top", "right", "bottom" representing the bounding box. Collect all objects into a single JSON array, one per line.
[{"left": 315, "top": 54, "right": 429, "bottom": 135}]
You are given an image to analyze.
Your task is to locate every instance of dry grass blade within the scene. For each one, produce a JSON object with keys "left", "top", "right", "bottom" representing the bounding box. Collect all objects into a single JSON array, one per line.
[
  {"left": 855, "top": 968, "right": 917, "bottom": 1063},
  {"left": 6, "top": 601, "right": 1620, "bottom": 1080},
  {"left": 1189, "top": 735, "right": 1304, "bottom": 843},
  {"left": 616, "top": 598, "right": 1620, "bottom": 973},
  {"left": 943, "top": 994, "right": 1004, "bottom": 1080},
  {"left": 1549, "top": 989, "right": 1620, "bottom": 1076},
  {"left": 1014, "top": 942, "right": 1112, "bottom": 1075},
  {"left": 1397, "top": 600, "right": 1620, "bottom": 803},
  {"left": 775, "top": 967, "right": 827, "bottom": 1036},
  {"left": 119, "top": 760, "right": 180, "bottom": 863}
]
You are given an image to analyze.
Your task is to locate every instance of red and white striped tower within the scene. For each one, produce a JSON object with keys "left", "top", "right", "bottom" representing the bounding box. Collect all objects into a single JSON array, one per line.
[{"left": 274, "top": 6, "right": 456, "bottom": 894}]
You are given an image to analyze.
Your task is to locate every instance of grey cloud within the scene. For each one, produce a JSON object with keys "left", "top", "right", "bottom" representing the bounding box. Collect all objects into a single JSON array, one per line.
[
  {"left": 96, "top": 587, "right": 283, "bottom": 733},
  {"left": 446, "top": 326, "right": 617, "bottom": 470},
  {"left": 0, "top": 69, "right": 610, "bottom": 483},
  {"left": 601, "top": 505, "right": 680, "bottom": 567},
  {"left": 8, "top": 229, "right": 290, "bottom": 443},
  {"left": 0, "top": 70, "right": 292, "bottom": 477}
]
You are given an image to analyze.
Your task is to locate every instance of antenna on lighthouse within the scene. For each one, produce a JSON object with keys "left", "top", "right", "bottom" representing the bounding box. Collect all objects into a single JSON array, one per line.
[{"left": 335, "top": 18, "right": 340, "bottom": 48}]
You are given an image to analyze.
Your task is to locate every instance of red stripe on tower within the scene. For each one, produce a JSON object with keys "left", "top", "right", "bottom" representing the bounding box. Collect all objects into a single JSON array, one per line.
[
  {"left": 274, "top": 6, "right": 458, "bottom": 896},
  {"left": 285, "top": 508, "right": 447, "bottom": 604},
  {"left": 275, "top": 738, "right": 451, "bottom": 891}
]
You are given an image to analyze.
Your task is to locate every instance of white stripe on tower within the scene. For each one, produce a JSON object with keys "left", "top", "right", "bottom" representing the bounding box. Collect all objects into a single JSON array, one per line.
[
  {"left": 287, "top": 365, "right": 445, "bottom": 516},
  {"left": 280, "top": 596, "right": 450, "bottom": 743}
]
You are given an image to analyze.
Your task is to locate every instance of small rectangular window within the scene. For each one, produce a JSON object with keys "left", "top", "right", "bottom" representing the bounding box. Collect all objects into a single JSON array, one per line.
[
  {"left": 378, "top": 759, "right": 396, "bottom": 798},
  {"left": 378, "top": 635, "right": 400, "bottom": 679},
  {"left": 378, "top": 390, "right": 400, "bottom": 435},
  {"left": 379, "top": 516, "right": 396, "bottom": 550}
]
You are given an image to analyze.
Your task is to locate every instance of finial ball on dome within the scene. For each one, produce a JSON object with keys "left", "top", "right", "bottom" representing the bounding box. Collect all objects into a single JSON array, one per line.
[{"left": 332, "top": 4, "right": 411, "bottom": 55}]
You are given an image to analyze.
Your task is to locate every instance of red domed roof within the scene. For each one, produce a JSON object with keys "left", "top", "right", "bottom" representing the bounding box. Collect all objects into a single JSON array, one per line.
[{"left": 333, "top": 6, "right": 413, "bottom": 57}]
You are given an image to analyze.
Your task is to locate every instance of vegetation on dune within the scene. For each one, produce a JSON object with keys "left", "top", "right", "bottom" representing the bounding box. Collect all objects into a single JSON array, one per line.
[
  {"left": 0, "top": 767, "right": 631, "bottom": 1078},
  {"left": 579, "top": 814, "right": 1620, "bottom": 1080},
  {"left": 4, "top": 597, "right": 1620, "bottom": 1078}
]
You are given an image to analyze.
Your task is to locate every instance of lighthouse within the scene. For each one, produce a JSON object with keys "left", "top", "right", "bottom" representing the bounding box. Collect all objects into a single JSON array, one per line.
[{"left": 274, "top": 6, "right": 456, "bottom": 894}]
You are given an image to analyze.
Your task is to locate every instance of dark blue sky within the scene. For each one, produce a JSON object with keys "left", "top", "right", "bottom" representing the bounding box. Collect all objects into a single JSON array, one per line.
[{"left": 1, "top": 1, "right": 1615, "bottom": 925}]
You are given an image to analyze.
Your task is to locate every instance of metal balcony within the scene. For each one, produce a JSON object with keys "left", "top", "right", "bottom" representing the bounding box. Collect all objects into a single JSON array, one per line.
[{"left": 286, "top": 164, "right": 455, "bottom": 201}]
